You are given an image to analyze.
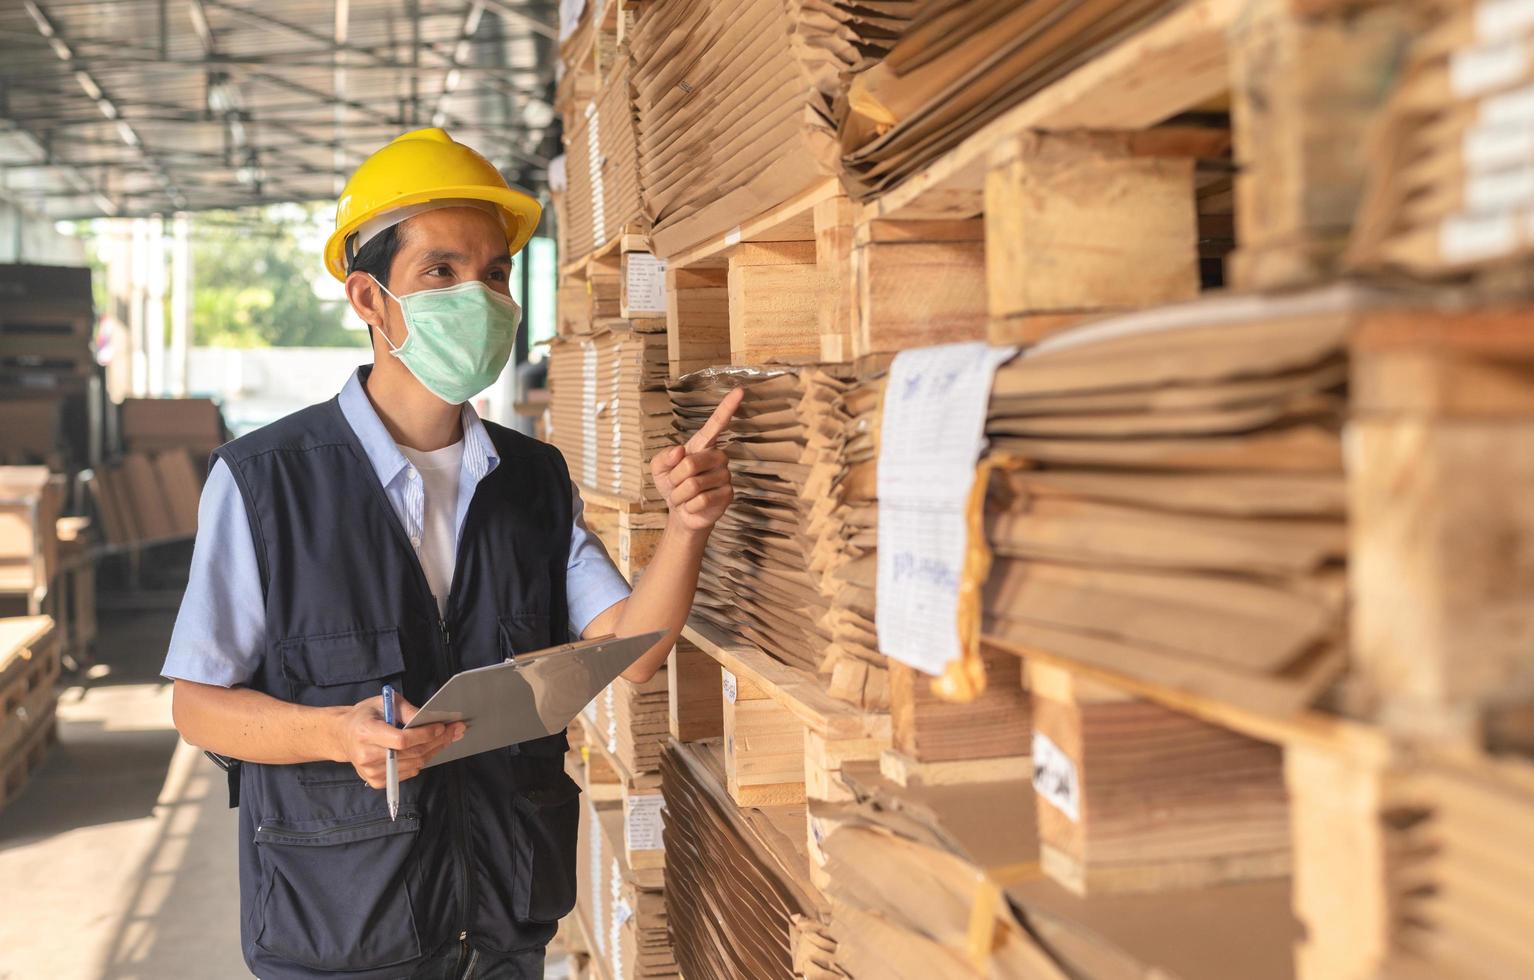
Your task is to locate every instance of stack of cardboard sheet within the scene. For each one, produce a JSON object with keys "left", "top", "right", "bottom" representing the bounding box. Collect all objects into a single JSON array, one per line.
[
  {"left": 1349, "top": 2, "right": 1534, "bottom": 276},
  {"left": 548, "top": 321, "right": 671, "bottom": 506},
  {"left": 631, "top": 0, "right": 912, "bottom": 257},
  {"left": 798, "top": 367, "right": 888, "bottom": 709},
  {"left": 577, "top": 791, "right": 679, "bottom": 980},
  {"left": 120, "top": 397, "right": 226, "bottom": 461},
  {"left": 85, "top": 449, "right": 203, "bottom": 549},
  {"left": 814, "top": 761, "right": 1298, "bottom": 980},
  {"left": 591, "top": 669, "right": 671, "bottom": 778},
  {"left": 670, "top": 368, "right": 829, "bottom": 675},
  {"left": 838, "top": 0, "right": 1182, "bottom": 199},
  {"left": 565, "top": 54, "right": 646, "bottom": 261},
  {"left": 0, "top": 468, "right": 62, "bottom": 612},
  {"left": 1382, "top": 757, "right": 1534, "bottom": 980},
  {"left": 661, "top": 740, "right": 829, "bottom": 980},
  {"left": 981, "top": 287, "right": 1386, "bottom": 717}
]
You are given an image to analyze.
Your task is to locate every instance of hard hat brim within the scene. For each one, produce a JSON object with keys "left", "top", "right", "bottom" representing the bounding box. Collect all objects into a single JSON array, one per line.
[{"left": 323, "top": 184, "right": 542, "bottom": 281}]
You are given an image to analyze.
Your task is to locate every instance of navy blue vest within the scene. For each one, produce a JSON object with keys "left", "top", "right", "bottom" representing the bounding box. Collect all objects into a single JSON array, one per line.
[{"left": 214, "top": 391, "right": 579, "bottom": 979}]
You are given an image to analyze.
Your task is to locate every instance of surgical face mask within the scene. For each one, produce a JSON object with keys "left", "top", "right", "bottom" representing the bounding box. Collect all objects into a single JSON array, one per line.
[{"left": 371, "top": 277, "right": 521, "bottom": 404}]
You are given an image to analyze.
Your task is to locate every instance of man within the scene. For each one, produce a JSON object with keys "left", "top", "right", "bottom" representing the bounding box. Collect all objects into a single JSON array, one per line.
[{"left": 163, "top": 128, "right": 742, "bottom": 979}]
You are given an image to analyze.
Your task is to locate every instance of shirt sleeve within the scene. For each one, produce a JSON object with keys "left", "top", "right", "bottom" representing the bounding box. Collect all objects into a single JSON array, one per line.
[
  {"left": 565, "top": 480, "right": 633, "bottom": 636},
  {"left": 161, "top": 458, "right": 268, "bottom": 687}
]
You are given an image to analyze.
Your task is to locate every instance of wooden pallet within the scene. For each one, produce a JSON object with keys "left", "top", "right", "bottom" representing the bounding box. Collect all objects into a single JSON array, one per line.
[{"left": 0, "top": 616, "right": 59, "bottom": 816}]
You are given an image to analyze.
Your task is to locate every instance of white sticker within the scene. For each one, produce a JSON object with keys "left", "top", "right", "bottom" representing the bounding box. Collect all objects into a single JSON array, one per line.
[
  {"left": 624, "top": 252, "right": 668, "bottom": 314},
  {"left": 614, "top": 898, "right": 634, "bottom": 927},
  {"left": 1465, "top": 124, "right": 1534, "bottom": 172},
  {"left": 1465, "top": 163, "right": 1534, "bottom": 211},
  {"left": 1032, "top": 731, "right": 1081, "bottom": 823},
  {"left": 723, "top": 226, "right": 742, "bottom": 247},
  {"left": 1477, "top": 0, "right": 1534, "bottom": 39},
  {"left": 625, "top": 793, "right": 666, "bottom": 852},
  {"left": 1451, "top": 40, "right": 1530, "bottom": 99},
  {"left": 1440, "top": 211, "right": 1521, "bottom": 263},
  {"left": 722, "top": 669, "right": 737, "bottom": 704}
]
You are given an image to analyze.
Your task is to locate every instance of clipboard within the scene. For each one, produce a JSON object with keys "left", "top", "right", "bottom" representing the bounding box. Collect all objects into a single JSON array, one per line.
[{"left": 404, "top": 630, "right": 667, "bottom": 767}]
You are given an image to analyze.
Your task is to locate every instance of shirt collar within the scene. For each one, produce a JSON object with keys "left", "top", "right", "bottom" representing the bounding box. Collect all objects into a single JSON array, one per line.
[{"left": 338, "top": 367, "right": 500, "bottom": 487}]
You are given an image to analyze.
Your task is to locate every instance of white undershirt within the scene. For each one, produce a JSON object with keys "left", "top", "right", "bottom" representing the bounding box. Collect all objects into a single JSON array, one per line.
[{"left": 398, "top": 440, "right": 465, "bottom": 615}]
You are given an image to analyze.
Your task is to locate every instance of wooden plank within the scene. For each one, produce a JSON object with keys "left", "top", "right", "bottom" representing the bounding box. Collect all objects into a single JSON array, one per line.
[
  {"left": 984, "top": 131, "right": 1199, "bottom": 328},
  {"left": 984, "top": 634, "right": 1391, "bottom": 765},
  {"left": 814, "top": 196, "right": 856, "bottom": 363},
  {"left": 853, "top": 223, "right": 987, "bottom": 357},
  {"left": 862, "top": 0, "right": 1239, "bottom": 222},
  {"left": 723, "top": 668, "right": 806, "bottom": 806},
  {"left": 669, "top": 637, "right": 724, "bottom": 743},
  {"left": 877, "top": 749, "right": 1032, "bottom": 788},
  {"left": 727, "top": 242, "right": 823, "bottom": 365},
  {"left": 888, "top": 642, "right": 1031, "bottom": 763},
  {"left": 666, "top": 263, "right": 730, "bottom": 380},
  {"left": 684, "top": 619, "right": 888, "bottom": 741},
  {"left": 663, "top": 178, "right": 840, "bottom": 270}
]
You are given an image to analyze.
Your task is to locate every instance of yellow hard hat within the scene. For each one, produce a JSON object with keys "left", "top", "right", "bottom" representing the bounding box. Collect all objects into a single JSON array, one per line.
[{"left": 323, "top": 128, "right": 542, "bottom": 281}]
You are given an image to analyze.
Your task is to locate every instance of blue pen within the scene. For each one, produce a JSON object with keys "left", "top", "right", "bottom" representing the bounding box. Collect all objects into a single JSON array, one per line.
[{"left": 382, "top": 684, "right": 399, "bottom": 822}]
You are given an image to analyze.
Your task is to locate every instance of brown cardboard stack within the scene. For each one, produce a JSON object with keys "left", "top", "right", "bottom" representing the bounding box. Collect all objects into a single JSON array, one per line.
[
  {"left": 577, "top": 791, "right": 678, "bottom": 980},
  {"left": 0, "top": 468, "right": 62, "bottom": 612},
  {"left": 838, "top": 0, "right": 1181, "bottom": 199},
  {"left": 0, "top": 264, "right": 95, "bottom": 399},
  {"left": 1348, "top": 2, "right": 1534, "bottom": 276},
  {"left": 87, "top": 449, "right": 203, "bottom": 549},
  {"left": 631, "top": 0, "right": 901, "bottom": 256},
  {"left": 0, "top": 617, "right": 60, "bottom": 814},
  {"left": 589, "top": 669, "right": 671, "bottom": 779},
  {"left": 120, "top": 397, "right": 225, "bottom": 460},
  {"left": 548, "top": 322, "right": 671, "bottom": 506},
  {"left": 982, "top": 288, "right": 1373, "bottom": 716},
  {"left": 1382, "top": 758, "right": 1534, "bottom": 980},
  {"left": 661, "top": 740, "right": 829, "bottom": 980},
  {"left": 670, "top": 368, "right": 830, "bottom": 675},
  {"left": 798, "top": 368, "right": 887, "bottom": 709},
  {"left": 565, "top": 53, "right": 646, "bottom": 260}
]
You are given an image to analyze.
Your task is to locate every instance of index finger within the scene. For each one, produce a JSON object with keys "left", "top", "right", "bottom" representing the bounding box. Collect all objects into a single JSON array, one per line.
[{"left": 686, "top": 386, "right": 745, "bottom": 454}]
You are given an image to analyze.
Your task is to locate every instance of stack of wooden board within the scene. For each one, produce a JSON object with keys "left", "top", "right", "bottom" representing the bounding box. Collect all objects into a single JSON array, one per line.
[
  {"left": 660, "top": 739, "right": 830, "bottom": 980},
  {"left": 548, "top": 322, "right": 671, "bottom": 506},
  {"left": 565, "top": 53, "right": 646, "bottom": 260},
  {"left": 1348, "top": 1, "right": 1534, "bottom": 276},
  {"left": 0, "top": 616, "right": 60, "bottom": 814},
  {"left": 798, "top": 367, "right": 887, "bottom": 709},
  {"left": 981, "top": 287, "right": 1381, "bottom": 717},
  {"left": 838, "top": 0, "right": 1182, "bottom": 199},
  {"left": 631, "top": 0, "right": 909, "bottom": 256},
  {"left": 670, "top": 368, "right": 830, "bottom": 676}
]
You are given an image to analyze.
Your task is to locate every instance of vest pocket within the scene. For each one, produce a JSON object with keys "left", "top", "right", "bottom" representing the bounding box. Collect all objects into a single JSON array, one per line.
[
  {"left": 511, "top": 771, "right": 581, "bottom": 922},
  {"left": 279, "top": 628, "right": 407, "bottom": 708},
  {"left": 254, "top": 807, "right": 423, "bottom": 971}
]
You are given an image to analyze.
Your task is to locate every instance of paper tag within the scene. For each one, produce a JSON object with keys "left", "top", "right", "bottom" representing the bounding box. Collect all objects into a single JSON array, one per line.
[
  {"left": 625, "top": 793, "right": 666, "bottom": 852},
  {"left": 1477, "top": 0, "right": 1534, "bottom": 39},
  {"left": 722, "top": 669, "right": 737, "bottom": 704},
  {"left": 614, "top": 899, "right": 634, "bottom": 927},
  {"left": 875, "top": 342, "right": 1016, "bottom": 676},
  {"left": 723, "top": 226, "right": 742, "bottom": 247},
  {"left": 1465, "top": 124, "right": 1534, "bottom": 171},
  {"left": 1440, "top": 211, "right": 1520, "bottom": 263},
  {"left": 624, "top": 252, "right": 668, "bottom": 313},
  {"left": 583, "top": 696, "right": 599, "bottom": 722},
  {"left": 1031, "top": 731, "right": 1081, "bottom": 822},
  {"left": 1452, "top": 40, "right": 1530, "bottom": 98}
]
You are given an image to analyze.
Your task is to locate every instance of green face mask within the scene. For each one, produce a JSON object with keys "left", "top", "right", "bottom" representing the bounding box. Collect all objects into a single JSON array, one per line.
[{"left": 372, "top": 277, "right": 522, "bottom": 404}]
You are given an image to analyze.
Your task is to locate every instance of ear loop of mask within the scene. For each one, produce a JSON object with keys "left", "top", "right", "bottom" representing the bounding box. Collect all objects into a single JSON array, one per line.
[{"left": 368, "top": 275, "right": 407, "bottom": 354}]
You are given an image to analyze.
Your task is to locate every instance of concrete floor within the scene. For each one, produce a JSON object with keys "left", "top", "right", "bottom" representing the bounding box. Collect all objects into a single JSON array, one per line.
[
  {"left": 0, "top": 606, "right": 570, "bottom": 980},
  {"left": 0, "top": 608, "right": 246, "bottom": 980}
]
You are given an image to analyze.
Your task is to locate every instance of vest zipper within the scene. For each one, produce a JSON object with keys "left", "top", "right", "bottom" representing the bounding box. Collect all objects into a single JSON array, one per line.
[
  {"left": 439, "top": 615, "right": 474, "bottom": 946},
  {"left": 255, "top": 813, "right": 412, "bottom": 839}
]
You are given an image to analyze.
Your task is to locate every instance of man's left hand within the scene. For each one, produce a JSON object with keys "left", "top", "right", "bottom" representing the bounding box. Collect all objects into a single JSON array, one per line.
[{"left": 652, "top": 386, "right": 744, "bottom": 533}]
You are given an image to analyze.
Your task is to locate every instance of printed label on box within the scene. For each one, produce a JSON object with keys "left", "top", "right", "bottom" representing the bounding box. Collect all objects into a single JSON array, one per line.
[
  {"left": 625, "top": 792, "right": 666, "bottom": 852},
  {"left": 1032, "top": 731, "right": 1081, "bottom": 823},
  {"left": 722, "top": 669, "right": 737, "bottom": 704},
  {"left": 624, "top": 253, "right": 668, "bottom": 314}
]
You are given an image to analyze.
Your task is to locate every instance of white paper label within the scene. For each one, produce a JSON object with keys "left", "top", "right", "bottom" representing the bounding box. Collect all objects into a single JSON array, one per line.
[
  {"left": 1476, "top": 0, "right": 1534, "bottom": 39},
  {"left": 614, "top": 898, "right": 634, "bottom": 927},
  {"left": 625, "top": 793, "right": 666, "bottom": 852},
  {"left": 1440, "top": 211, "right": 1520, "bottom": 263},
  {"left": 624, "top": 252, "right": 668, "bottom": 313},
  {"left": 722, "top": 669, "right": 737, "bottom": 704},
  {"left": 1452, "top": 41, "right": 1530, "bottom": 98},
  {"left": 1031, "top": 731, "right": 1081, "bottom": 823},
  {"left": 875, "top": 342, "right": 1017, "bottom": 676},
  {"left": 1465, "top": 124, "right": 1534, "bottom": 171}
]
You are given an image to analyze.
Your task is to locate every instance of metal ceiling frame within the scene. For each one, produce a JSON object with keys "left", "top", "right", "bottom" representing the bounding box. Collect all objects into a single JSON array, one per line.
[{"left": 0, "top": 0, "right": 561, "bottom": 219}]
